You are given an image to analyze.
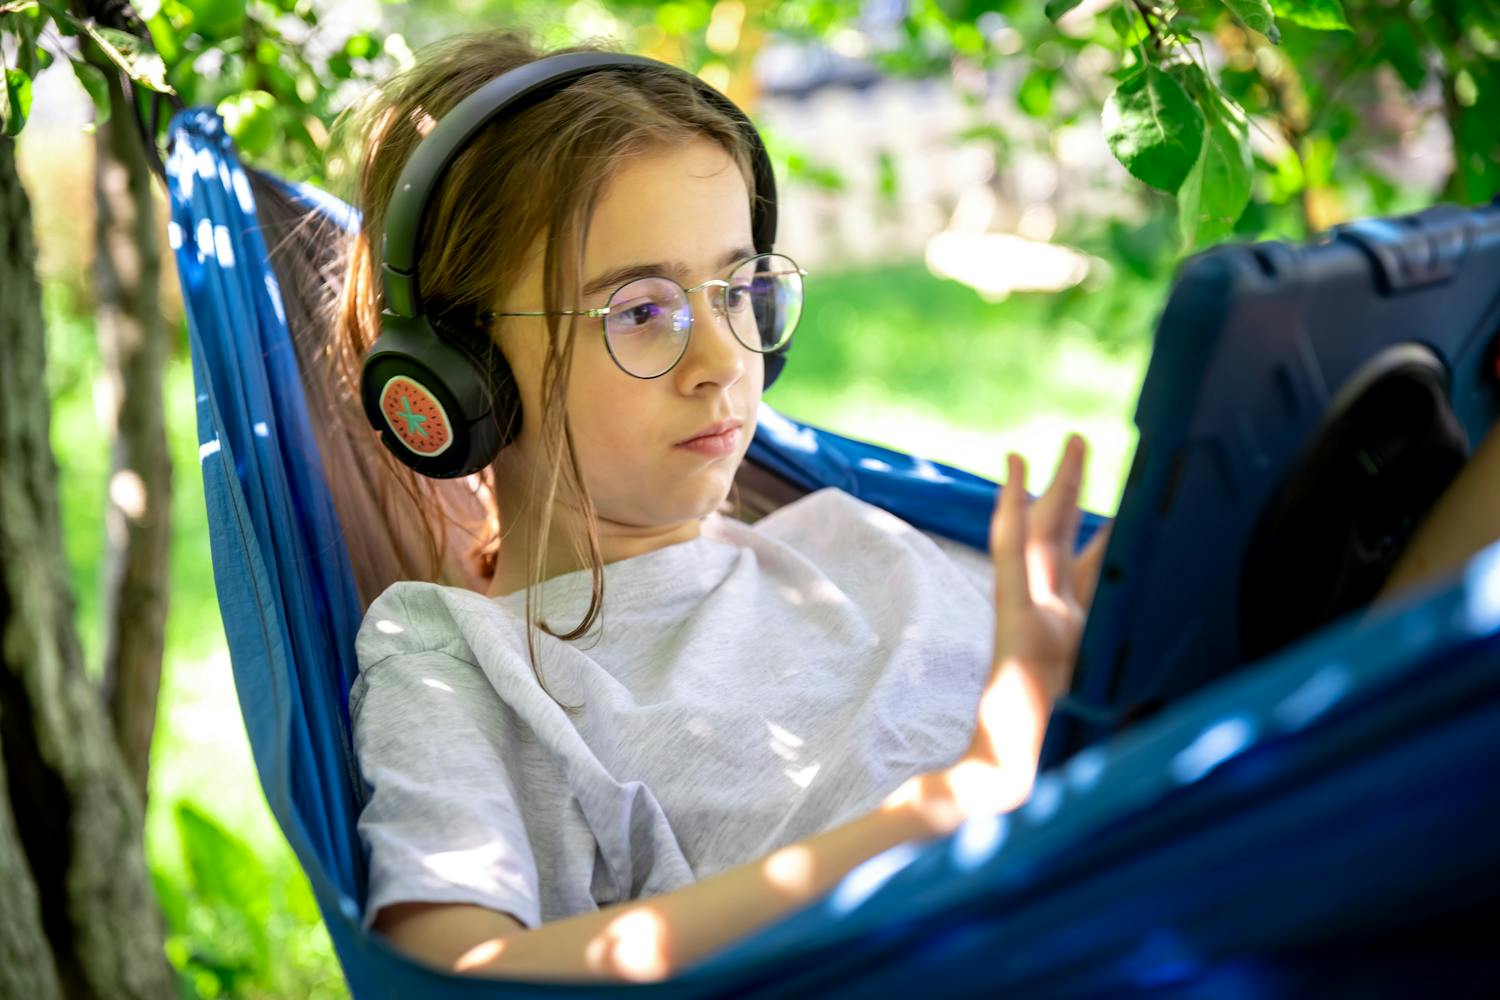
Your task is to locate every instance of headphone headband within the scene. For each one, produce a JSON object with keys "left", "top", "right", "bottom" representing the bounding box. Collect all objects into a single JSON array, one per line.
[{"left": 380, "top": 51, "right": 779, "bottom": 319}]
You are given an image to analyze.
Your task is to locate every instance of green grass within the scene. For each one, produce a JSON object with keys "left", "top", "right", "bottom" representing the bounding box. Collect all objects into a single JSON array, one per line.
[
  {"left": 770, "top": 260, "right": 1161, "bottom": 514},
  {"left": 46, "top": 256, "right": 1166, "bottom": 997}
]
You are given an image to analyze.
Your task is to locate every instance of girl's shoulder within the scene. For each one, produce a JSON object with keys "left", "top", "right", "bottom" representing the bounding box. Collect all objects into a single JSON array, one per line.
[{"left": 356, "top": 579, "right": 508, "bottom": 669}]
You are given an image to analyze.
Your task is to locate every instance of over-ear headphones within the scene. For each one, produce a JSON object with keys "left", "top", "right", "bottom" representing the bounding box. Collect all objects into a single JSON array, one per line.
[{"left": 359, "top": 51, "right": 786, "bottom": 479}]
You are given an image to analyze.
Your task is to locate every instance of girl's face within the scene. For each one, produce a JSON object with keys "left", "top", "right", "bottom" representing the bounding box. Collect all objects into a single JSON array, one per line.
[{"left": 490, "top": 137, "right": 764, "bottom": 571}]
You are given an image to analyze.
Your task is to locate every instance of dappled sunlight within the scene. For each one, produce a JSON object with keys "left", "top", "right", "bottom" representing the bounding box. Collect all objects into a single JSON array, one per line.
[
  {"left": 829, "top": 840, "right": 923, "bottom": 916},
  {"left": 1465, "top": 540, "right": 1500, "bottom": 633},
  {"left": 109, "top": 468, "right": 148, "bottom": 520},
  {"left": 764, "top": 844, "right": 815, "bottom": 894},
  {"left": 374, "top": 619, "right": 405, "bottom": 635},
  {"left": 1273, "top": 664, "right": 1351, "bottom": 731},
  {"left": 409, "top": 105, "right": 437, "bottom": 138},
  {"left": 419, "top": 841, "right": 519, "bottom": 887},
  {"left": 784, "top": 763, "right": 821, "bottom": 788},
  {"left": 753, "top": 404, "right": 819, "bottom": 453},
  {"left": 764, "top": 719, "right": 821, "bottom": 788},
  {"left": 1064, "top": 745, "right": 1107, "bottom": 792},
  {"left": 1022, "top": 772, "right": 1063, "bottom": 824},
  {"left": 453, "top": 936, "right": 509, "bottom": 973},
  {"left": 944, "top": 757, "right": 1034, "bottom": 818},
  {"left": 773, "top": 577, "right": 853, "bottom": 612},
  {"left": 776, "top": 584, "right": 806, "bottom": 606},
  {"left": 765, "top": 719, "right": 804, "bottom": 758},
  {"left": 585, "top": 908, "right": 671, "bottom": 982},
  {"left": 967, "top": 662, "right": 1047, "bottom": 807},
  {"left": 421, "top": 677, "right": 454, "bottom": 694},
  {"left": 952, "top": 812, "right": 1008, "bottom": 872},
  {"left": 907, "top": 456, "right": 952, "bottom": 483},
  {"left": 1169, "top": 716, "right": 1257, "bottom": 785}
]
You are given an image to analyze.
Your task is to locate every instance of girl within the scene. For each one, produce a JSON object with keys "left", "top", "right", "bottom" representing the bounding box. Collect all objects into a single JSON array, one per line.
[{"left": 326, "top": 27, "right": 1500, "bottom": 986}]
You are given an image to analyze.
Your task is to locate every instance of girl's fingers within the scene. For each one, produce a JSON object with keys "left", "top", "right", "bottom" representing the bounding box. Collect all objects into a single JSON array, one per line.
[
  {"left": 991, "top": 454, "right": 1031, "bottom": 607},
  {"left": 1055, "top": 435, "right": 1087, "bottom": 555},
  {"left": 1027, "top": 435, "right": 1087, "bottom": 598},
  {"left": 1072, "top": 522, "right": 1111, "bottom": 614}
]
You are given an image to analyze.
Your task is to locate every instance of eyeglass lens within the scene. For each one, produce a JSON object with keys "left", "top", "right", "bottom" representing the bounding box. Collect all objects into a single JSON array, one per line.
[{"left": 602, "top": 253, "right": 804, "bottom": 378}]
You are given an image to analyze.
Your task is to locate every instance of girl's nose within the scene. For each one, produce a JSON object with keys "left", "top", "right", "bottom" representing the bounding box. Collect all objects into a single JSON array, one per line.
[{"left": 680, "top": 284, "right": 746, "bottom": 383}]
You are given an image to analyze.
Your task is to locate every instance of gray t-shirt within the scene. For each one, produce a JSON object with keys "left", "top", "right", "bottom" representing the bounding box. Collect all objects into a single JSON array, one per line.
[{"left": 351, "top": 486, "right": 996, "bottom": 933}]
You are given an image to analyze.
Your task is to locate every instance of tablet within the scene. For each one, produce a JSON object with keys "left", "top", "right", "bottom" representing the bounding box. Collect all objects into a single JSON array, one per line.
[{"left": 1041, "top": 199, "right": 1500, "bottom": 768}]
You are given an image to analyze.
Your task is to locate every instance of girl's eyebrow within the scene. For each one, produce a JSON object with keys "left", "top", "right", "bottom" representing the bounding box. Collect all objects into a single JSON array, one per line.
[{"left": 581, "top": 245, "right": 758, "bottom": 297}]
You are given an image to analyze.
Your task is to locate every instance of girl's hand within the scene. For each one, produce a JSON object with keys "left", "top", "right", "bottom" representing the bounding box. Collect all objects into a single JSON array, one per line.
[
  {"left": 882, "top": 435, "right": 1111, "bottom": 828},
  {"left": 953, "top": 436, "right": 1109, "bottom": 813},
  {"left": 987, "top": 435, "right": 1108, "bottom": 702}
]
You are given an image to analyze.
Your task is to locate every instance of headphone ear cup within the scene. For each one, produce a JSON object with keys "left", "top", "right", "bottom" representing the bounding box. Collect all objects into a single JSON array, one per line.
[
  {"left": 360, "top": 312, "right": 503, "bottom": 478},
  {"left": 764, "top": 340, "right": 788, "bottom": 390},
  {"left": 460, "top": 320, "right": 522, "bottom": 451}
]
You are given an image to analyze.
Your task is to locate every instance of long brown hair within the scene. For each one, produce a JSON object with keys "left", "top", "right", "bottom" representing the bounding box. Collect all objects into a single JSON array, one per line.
[{"left": 322, "top": 29, "right": 760, "bottom": 713}]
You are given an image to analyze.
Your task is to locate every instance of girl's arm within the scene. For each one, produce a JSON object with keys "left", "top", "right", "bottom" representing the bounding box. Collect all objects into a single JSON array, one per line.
[
  {"left": 1373, "top": 420, "right": 1500, "bottom": 607},
  {"left": 374, "top": 786, "right": 963, "bottom": 983}
]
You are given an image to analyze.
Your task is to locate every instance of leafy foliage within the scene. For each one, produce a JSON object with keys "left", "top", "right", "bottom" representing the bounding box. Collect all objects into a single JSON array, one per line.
[{"left": 5, "top": 0, "right": 1497, "bottom": 246}]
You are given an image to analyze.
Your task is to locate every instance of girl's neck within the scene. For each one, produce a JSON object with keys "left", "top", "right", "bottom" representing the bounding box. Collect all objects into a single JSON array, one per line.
[{"left": 484, "top": 505, "right": 706, "bottom": 599}]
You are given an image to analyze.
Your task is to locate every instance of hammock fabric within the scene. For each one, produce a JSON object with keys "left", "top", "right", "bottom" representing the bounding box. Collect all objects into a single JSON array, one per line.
[{"left": 165, "top": 106, "right": 1500, "bottom": 997}]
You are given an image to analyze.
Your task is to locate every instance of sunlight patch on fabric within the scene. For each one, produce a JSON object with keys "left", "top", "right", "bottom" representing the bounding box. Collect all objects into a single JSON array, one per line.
[
  {"left": 1169, "top": 715, "right": 1256, "bottom": 785},
  {"left": 830, "top": 841, "right": 922, "bottom": 916},
  {"left": 952, "top": 812, "right": 1008, "bottom": 871}
]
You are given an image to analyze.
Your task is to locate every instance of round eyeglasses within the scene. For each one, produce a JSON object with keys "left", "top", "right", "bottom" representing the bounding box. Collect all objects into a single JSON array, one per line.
[{"left": 483, "top": 252, "right": 807, "bottom": 379}]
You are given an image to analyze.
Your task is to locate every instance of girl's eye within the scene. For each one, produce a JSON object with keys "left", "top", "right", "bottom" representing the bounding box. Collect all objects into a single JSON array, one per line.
[
  {"left": 726, "top": 284, "right": 753, "bottom": 310},
  {"left": 617, "top": 300, "right": 661, "bottom": 326},
  {"left": 606, "top": 297, "right": 669, "bottom": 337}
]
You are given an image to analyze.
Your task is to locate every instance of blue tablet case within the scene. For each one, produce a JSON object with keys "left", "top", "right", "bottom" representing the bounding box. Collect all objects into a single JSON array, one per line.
[{"left": 1043, "top": 200, "right": 1500, "bottom": 767}]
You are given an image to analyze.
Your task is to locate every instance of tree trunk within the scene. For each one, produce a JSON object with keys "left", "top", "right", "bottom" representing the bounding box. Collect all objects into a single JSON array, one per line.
[
  {"left": 89, "top": 43, "right": 172, "bottom": 810},
  {"left": 0, "top": 133, "right": 175, "bottom": 1000}
]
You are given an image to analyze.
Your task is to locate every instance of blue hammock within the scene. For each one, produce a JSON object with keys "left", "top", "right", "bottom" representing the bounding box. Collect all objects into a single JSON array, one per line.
[{"left": 165, "top": 106, "right": 1500, "bottom": 997}]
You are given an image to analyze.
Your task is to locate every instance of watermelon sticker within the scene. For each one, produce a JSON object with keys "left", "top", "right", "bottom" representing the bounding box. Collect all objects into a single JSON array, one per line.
[{"left": 379, "top": 376, "right": 453, "bottom": 456}]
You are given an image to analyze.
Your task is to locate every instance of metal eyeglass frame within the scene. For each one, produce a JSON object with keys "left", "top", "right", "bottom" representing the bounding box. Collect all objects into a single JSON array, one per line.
[{"left": 480, "top": 252, "right": 808, "bottom": 379}]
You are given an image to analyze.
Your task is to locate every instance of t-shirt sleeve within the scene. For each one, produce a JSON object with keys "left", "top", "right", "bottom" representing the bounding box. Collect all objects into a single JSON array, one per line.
[{"left": 351, "top": 595, "right": 543, "bottom": 933}]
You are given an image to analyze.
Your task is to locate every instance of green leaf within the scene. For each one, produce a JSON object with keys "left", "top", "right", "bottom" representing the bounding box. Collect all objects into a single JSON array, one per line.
[
  {"left": 1045, "top": 0, "right": 1085, "bottom": 19},
  {"left": 216, "top": 89, "right": 277, "bottom": 156},
  {"left": 12, "top": 6, "right": 41, "bottom": 77},
  {"left": 1177, "top": 97, "right": 1254, "bottom": 249},
  {"left": 2, "top": 68, "right": 33, "bottom": 136},
  {"left": 1268, "top": 0, "right": 1351, "bottom": 32},
  {"left": 32, "top": 0, "right": 75, "bottom": 34},
  {"left": 1103, "top": 65, "right": 1206, "bottom": 193},
  {"left": 144, "top": 7, "right": 182, "bottom": 64},
  {"left": 177, "top": 801, "right": 267, "bottom": 911},
  {"left": 74, "top": 18, "right": 176, "bottom": 94},
  {"left": 1017, "top": 68, "right": 1054, "bottom": 118},
  {"left": 1379, "top": 21, "right": 1426, "bottom": 90},
  {"left": 70, "top": 57, "right": 112, "bottom": 129},
  {"left": 1224, "top": 0, "right": 1281, "bottom": 42},
  {"left": 183, "top": 0, "right": 246, "bottom": 40}
]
